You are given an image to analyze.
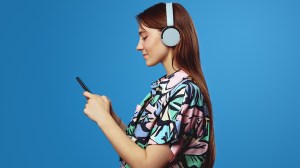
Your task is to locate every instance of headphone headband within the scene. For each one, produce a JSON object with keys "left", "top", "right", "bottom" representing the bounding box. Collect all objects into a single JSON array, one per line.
[{"left": 166, "top": 2, "right": 174, "bottom": 27}]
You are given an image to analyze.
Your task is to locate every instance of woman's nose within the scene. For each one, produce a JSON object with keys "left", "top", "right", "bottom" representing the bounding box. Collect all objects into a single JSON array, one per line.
[{"left": 136, "top": 40, "right": 143, "bottom": 51}]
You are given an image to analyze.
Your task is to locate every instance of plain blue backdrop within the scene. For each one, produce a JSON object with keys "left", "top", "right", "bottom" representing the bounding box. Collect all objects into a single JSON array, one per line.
[{"left": 0, "top": 0, "right": 299, "bottom": 167}]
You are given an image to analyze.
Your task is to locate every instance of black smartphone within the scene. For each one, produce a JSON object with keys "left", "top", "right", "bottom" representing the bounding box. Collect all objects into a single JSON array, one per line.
[{"left": 76, "top": 76, "right": 92, "bottom": 93}]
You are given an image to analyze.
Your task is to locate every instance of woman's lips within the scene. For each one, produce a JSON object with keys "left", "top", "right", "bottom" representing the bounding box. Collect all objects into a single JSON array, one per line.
[{"left": 143, "top": 54, "right": 148, "bottom": 58}]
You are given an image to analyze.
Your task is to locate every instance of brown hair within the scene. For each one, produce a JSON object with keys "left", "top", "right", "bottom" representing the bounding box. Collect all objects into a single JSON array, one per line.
[{"left": 136, "top": 3, "right": 216, "bottom": 168}]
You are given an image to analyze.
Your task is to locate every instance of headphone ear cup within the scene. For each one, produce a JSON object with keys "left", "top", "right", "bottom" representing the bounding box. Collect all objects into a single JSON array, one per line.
[{"left": 161, "top": 27, "right": 180, "bottom": 47}]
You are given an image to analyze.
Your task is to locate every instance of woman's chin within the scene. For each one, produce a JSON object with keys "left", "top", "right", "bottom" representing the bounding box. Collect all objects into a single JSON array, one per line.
[{"left": 145, "top": 61, "right": 157, "bottom": 67}]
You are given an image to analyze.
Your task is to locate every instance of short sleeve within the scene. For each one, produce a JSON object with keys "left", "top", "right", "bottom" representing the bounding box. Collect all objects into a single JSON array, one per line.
[{"left": 147, "top": 85, "right": 190, "bottom": 146}]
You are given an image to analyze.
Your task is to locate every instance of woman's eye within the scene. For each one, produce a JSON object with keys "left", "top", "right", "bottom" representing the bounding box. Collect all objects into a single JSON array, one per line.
[{"left": 142, "top": 36, "right": 148, "bottom": 40}]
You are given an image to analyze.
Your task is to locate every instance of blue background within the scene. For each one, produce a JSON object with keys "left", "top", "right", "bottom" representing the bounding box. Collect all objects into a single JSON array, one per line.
[{"left": 0, "top": 0, "right": 299, "bottom": 167}]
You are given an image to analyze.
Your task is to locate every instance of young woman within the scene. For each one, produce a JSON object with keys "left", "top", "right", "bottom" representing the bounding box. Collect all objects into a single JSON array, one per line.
[{"left": 83, "top": 2, "right": 216, "bottom": 168}]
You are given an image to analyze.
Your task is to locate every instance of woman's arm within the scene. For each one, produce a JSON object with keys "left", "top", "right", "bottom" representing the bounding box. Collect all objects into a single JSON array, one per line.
[
  {"left": 110, "top": 110, "right": 127, "bottom": 132},
  {"left": 83, "top": 91, "right": 174, "bottom": 168},
  {"left": 98, "top": 113, "right": 174, "bottom": 168}
]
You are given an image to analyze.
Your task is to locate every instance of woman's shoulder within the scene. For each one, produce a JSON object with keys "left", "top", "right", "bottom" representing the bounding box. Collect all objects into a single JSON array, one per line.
[
  {"left": 173, "top": 78, "right": 201, "bottom": 95},
  {"left": 173, "top": 78, "right": 207, "bottom": 106}
]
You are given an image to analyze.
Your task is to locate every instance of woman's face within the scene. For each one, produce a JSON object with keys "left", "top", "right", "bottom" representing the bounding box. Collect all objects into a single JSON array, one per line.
[{"left": 136, "top": 24, "right": 169, "bottom": 66}]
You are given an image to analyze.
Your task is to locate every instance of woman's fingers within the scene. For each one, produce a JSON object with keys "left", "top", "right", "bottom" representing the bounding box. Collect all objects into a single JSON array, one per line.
[
  {"left": 101, "top": 95, "right": 108, "bottom": 102},
  {"left": 83, "top": 91, "right": 93, "bottom": 99},
  {"left": 83, "top": 92, "right": 112, "bottom": 109}
]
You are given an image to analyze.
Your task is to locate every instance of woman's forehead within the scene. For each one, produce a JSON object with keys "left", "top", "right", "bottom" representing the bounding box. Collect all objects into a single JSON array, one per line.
[
  {"left": 138, "top": 24, "right": 160, "bottom": 35},
  {"left": 138, "top": 24, "right": 147, "bottom": 31},
  {"left": 138, "top": 25, "right": 149, "bottom": 35}
]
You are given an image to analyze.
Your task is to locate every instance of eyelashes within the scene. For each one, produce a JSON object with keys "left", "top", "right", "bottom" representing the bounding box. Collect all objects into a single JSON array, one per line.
[{"left": 142, "top": 36, "right": 148, "bottom": 41}]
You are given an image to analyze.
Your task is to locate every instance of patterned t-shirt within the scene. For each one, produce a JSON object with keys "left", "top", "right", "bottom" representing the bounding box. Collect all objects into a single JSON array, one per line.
[{"left": 120, "top": 69, "right": 210, "bottom": 168}]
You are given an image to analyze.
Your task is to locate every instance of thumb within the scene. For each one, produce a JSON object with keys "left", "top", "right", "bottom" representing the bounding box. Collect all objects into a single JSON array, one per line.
[{"left": 83, "top": 91, "right": 93, "bottom": 99}]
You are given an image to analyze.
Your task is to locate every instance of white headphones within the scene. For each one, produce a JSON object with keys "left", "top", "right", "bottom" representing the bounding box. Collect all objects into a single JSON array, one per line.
[{"left": 161, "top": 2, "right": 181, "bottom": 47}]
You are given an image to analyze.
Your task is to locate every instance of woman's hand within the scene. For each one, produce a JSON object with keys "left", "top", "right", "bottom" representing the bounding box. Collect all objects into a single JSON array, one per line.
[{"left": 83, "top": 91, "right": 112, "bottom": 125}]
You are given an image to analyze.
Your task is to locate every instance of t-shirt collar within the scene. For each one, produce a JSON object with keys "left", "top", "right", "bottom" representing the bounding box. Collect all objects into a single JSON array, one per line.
[{"left": 150, "top": 69, "right": 190, "bottom": 96}]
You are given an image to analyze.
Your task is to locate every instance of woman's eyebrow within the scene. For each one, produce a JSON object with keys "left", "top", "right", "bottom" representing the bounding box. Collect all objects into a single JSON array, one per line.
[{"left": 138, "top": 30, "right": 147, "bottom": 36}]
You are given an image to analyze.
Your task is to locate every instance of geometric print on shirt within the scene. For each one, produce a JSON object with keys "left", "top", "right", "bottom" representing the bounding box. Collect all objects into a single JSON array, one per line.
[{"left": 120, "top": 69, "right": 210, "bottom": 168}]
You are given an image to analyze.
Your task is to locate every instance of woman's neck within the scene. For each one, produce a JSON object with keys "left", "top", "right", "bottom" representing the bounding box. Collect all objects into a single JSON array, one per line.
[{"left": 161, "top": 51, "right": 179, "bottom": 76}]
